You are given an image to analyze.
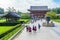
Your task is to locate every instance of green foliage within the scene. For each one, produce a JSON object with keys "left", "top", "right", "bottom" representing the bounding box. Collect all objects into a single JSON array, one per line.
[
  {"left": 7, "top": 7, "right": 16, "bottom": 12},
  {"left": 0, "top": 26, "right": 15, "bottom": 38},
  {"left": 52, "top": 19, "right": 60, "bottom": 23},
  {"left": 0, "top": 26, "right": 14, "bottom": 35},
  {"left": 0, "top": 23, "right": 20, "bottom": 26},
  {"left": 17, "top": 11, "right": 22, "bottom": 15},
  {"left": 19, "top": 19, "right": 29, "bottom": 23},
  {"left": 1, "top": 24, "right": 23, "bottom": 40},
  {"left": 0, "top": 19, "right": 6, "bottom": 23},
  {"left": 52, "top": 8, "right": 60, "bottom": 14},
  {"left": 0, "top": 8, "right": 4, "bottom": 14},
  {"left": 56, "top": 8, "right": 60, "bottom": 14},
  {"left": 21, "top": 13, "right": 31, "bottom": 19},
  {"left": 46, "top": 11, "right": 57, "bottom": 19},
  {"left": 56, "top": 15, "right": 60, "bottom": 19}
]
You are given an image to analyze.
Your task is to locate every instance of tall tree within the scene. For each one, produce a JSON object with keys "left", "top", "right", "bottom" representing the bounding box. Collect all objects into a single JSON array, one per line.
[
  {"left": 52, "top": 8, "right": 60, "bottom": 14},
  {"left": 7, "top": 7, "right": 16, "bottom": 12},
  {"left": 0, "top": 8, "right": 4, "bottom": 14},
  {"left": 46, "top": 11, "right": 57, "bottom": 19},
  {"left": 56, "top": 8, "right": 60, "bottom": 14},
  {"left": 17, "top": 10, "right": 22, "bottom": 15}
]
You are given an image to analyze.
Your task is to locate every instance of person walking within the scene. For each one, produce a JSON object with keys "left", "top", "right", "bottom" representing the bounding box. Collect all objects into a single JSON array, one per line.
[
  {"left": 26, "top": 25, "right": 28, "bottom": 31},
  {"left": 33, "top": 25, "right": 35, "bottom": 31},
  {"left": 28, "top": 26, "right": 32, "bottom": 32},
  {"left": 34, "top": 26, "right": 37, "bottom": 31},
  {"left": 38, "top": 24, "right": 41, "bottom": 29}
]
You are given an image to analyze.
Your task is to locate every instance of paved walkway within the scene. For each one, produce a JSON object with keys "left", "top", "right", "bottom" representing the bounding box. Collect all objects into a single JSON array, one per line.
[{"left": 13, "top": 19, "right": 60, "bottom": 40}]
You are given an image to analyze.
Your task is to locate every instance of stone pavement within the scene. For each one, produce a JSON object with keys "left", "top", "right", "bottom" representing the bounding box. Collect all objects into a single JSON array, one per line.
[{"left": 12, "top": 19, "right": 60, "bottom": 40}]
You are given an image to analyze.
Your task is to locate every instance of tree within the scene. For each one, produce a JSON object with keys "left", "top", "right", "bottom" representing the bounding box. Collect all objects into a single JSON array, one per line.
[
  {"left": 56, "top": 8, "right": 60, "bottom": 14},
  {"left": 7, "top": 7, "right": 16, "bottom": 12},
  {"left": 0, "top": 8, "right": 4, "bottom": 14},
  {"left": 21, "top": 13, "right": 31, "bottom": 19},
  {"left": 52, "top": 8, "right": 60, "bottom": 14},
  {"left": 17, "top": 10, "right": 22, "bottom": 15},
  {"left": 46, "top": 11, "right": 57, "bottom": 19}
]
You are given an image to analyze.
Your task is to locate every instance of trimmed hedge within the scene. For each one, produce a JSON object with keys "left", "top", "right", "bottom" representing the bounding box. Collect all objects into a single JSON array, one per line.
[
  {"left": 0, "top": 21, "right": 24, "bottom": 26},
  {"left": 0, "top": 24, "right": 21, "bottom": 38},
  {"left": 0, "top": 23, "right": 19, "bottom": 26}
]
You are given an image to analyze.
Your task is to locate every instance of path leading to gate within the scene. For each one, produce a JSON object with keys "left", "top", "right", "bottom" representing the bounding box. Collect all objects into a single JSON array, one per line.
[{"left": 13, "top": 19, "right": 60, "bottom": 40}]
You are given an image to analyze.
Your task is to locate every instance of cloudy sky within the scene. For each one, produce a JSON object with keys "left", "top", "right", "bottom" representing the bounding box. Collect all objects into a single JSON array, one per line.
[{"left": 0, "top": 0, "right": 60, "bottom": 12}]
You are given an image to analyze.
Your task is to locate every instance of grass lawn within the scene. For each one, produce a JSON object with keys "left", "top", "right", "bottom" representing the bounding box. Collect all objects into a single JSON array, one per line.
[
  {"left": 0, "top": 19, "right": 6, "bottom": 23},
  {"left": 18, "top": 19, "right": 30, "bottom": 23},
  {"left": 0, "top": 18, "right": 29, "bottom": 40},
  {"left": 0, "top": 26, "right": 14, "bottom": 35},
  {"left": 1, "top": 24, "right": 24, "bottom": 40},
  {"left": 52, "top": 19, "right": 60, "bottom": 23},
  {"left": 19, "top": 19, "right": 29, "bottom": 21}
]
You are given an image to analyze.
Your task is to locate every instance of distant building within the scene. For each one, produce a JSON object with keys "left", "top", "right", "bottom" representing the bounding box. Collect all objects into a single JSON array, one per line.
[
  {"left": 28, "top": 6, "right": 48, "bottom": 18},
  {"left": 4, "top": 12, "right": 21, "bottom": 22}
]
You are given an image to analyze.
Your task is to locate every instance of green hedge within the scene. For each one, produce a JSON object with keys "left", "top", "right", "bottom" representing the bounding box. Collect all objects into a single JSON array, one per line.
[
  {"left": 0, "top": 24, "right": 21, "bottom": 38},
  {"left": 1, "top": 25, "right": 23, "bottom": 40},
  {"left": 56, "top": 16, "right": 60, "bottom": 19},
  {"left": 19, "top": 19, "right": 29, "bottom": 23},
  {"left": 0, "top": 21, "right": 24, "bottom": 26},
  {"left": 0, "top": 23, "right": 19, "bottom": 26}
]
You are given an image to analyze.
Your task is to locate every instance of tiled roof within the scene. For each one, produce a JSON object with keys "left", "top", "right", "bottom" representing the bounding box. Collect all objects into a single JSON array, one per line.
[
  {"left": 5, "top": 12, "right": 21, "bottom": 18},
  {"left": 0, "top": 14, "right": 6, "bottom": 17},
  {"left": 30, "top": 6, "right": 48, "bottom": 10}
]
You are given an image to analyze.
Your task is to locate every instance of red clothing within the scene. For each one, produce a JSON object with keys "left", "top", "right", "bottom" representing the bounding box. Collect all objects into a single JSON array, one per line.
[
  {"left": 28, "top": 27, "right": 31, "bottom": 32},
  {"left": 34, "top": 26, "right": 37, "bottom": 31}
]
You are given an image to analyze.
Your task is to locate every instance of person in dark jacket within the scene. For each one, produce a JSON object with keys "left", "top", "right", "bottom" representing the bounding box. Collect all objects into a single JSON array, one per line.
[
  {"left": 33, "top": 25, "right": 35, "bottom": 31},
  {"left": 26, "top": 25, "right": 28, "bottom": 31},
  {"left": 34, "top": 26, "right": 37, "bottom": 31},
  {"left": 38, "top": 24, "right": 41, "bottom": 29}
]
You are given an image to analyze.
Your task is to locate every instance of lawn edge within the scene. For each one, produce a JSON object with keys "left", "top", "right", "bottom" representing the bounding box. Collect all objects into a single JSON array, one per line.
[{"left": 9, "top": 24, "right": 25, "bottom": 40}]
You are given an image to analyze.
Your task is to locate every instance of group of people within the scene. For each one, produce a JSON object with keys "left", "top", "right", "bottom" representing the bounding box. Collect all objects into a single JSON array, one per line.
[{"left": 26, "top": 24, "right": 41, "bottom": 32}]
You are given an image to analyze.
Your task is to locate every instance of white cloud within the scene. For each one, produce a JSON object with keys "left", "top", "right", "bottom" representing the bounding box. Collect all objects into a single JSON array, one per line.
[
  {"left": 27, "top": 0, "right": 60, "bottom": 8},
  {"left": 0, "top": 0, "right": 60, "bottom": 12},
  {"left": 0, "top": 0, "right": 13, "bottom": 9}
]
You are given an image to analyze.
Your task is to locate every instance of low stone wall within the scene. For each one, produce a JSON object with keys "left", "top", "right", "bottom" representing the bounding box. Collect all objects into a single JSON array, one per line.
[{"left": 42, "top": 22, "right": 55, "bottom": 27}]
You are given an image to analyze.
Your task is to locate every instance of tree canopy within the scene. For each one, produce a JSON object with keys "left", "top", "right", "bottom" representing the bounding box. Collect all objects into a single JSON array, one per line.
[
  {"left": 0, "top": 8, "right": 4, "bottom": 14},
  {"left": 51, "top": 8, "right": 60, "bottom": 14},
  {"left": 46, "top": 11, "right": 56, "bottom": 19}
]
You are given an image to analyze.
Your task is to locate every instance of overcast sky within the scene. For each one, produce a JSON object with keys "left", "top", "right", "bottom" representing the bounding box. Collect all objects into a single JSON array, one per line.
[{"left": 0, "top": 0, "right": 60, "bottom": 12}]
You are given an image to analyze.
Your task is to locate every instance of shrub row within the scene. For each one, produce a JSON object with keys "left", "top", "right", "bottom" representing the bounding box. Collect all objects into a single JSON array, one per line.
[
  {"left": 0, "top": 23, "right": 19, "bottom": 26},
  {"left": 56, "top": 16, "right": 60, "bottom": 19},
  {"left": 0, "top": 24, "right": 21, "bottom": 38},
  {"left": 0, "top": 21, "right": 24, "bottom": 26}
]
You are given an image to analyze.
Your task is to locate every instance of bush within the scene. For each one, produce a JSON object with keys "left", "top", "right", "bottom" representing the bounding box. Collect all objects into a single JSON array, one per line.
[
  {"left": 56, "top": 16, "right": 60, "bottom": 19},
  {"left": 46, "top": 11, "right": 57, "bottom": 19},
  {"left": 0, "top": 23, "right": 19, "bottom": 26},
  {"left": 0, "top": 21, "right": 25, "bottom": 26},
  {"left": 21, "top": 13, "right": 31, "bottom": 19}
]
